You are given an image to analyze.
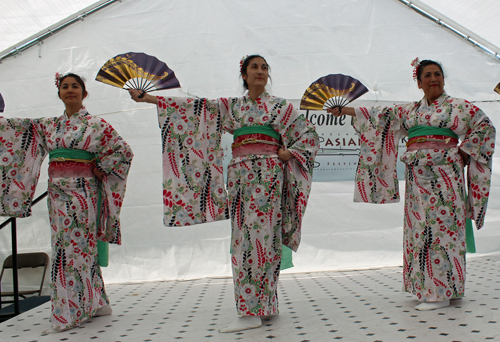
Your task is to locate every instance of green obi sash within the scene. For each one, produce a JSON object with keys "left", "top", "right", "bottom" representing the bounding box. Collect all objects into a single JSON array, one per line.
[
  {"left": 49, "top": 148, "right": 96, "bottom": 162},
  {"left": 49, "top": 148, "right": 109, "bottom": 266},
  {"left": 408, "top": 126, "right": 458, "bottom": 139},
  {"left": 407, "top": 127, "right": 475, "bottom": 253},
  {"left": 233, "top": 125, "right": 280, "bottom": 140}
]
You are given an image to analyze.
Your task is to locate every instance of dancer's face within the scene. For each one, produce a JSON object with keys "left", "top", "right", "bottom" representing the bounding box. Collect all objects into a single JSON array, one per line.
[
  {"left": 59, "top": 77, "right": 87, "bottom": 107},
  {"left": 417, "top": 64, "right": 444, "bottom": 103},
  {"left": 242, "top": 57, "right": 269, "bottom": 90}
]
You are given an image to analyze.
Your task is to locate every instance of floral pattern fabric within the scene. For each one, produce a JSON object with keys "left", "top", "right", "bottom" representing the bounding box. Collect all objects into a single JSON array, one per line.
[
  {"left": 353, "top": 93, "right": 495, "bottom": 301},
  {"left": 0, "top": 107, "right": 133, "bottom": 330},
  {"left": 157, "top": 92, "right": 318, "bottom": 315}
]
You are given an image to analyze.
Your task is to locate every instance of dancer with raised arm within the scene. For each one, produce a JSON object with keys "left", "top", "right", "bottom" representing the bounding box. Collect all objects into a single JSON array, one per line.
[
  {"left": 130, "top": 55, "right": 318, "bottom": 332},
  {"left": 328, "top": 59, "right": 495, "bottom": 311}
]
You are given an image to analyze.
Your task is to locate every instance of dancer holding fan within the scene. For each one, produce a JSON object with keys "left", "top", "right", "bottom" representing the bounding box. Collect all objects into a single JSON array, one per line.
[
  {"left": 328, "top": 59, "right": 495, "bottom": 310},
  {"left": 0, "top": 73, "right": 133, "bottom": 334},
  {"left": 95, "top": 52, "right": 181, "bottom": 95},
  {"left": 114, "top": 54, "right": 319, "bottom": 332},
  {"left": 300, "top": 73, "right": 368, "bottom": 111}
]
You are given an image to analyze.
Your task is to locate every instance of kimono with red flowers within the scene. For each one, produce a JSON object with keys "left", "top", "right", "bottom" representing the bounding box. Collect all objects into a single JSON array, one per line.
[
  {"left": 157, "top": 92, "right": 318, "bottom": 315},
  {"left": 352, "top": 93, "right": 495, "bottom": 301},
  {"left": 0, "top": 107, "right": 133, "bottom": 330}
]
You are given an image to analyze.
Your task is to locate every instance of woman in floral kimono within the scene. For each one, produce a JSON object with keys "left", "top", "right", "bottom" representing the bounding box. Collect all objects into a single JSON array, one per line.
[
  {"left": 130, "top": 55, "right": 318, "bottom": 332},
  {"left": 329, "top": 59, "right": 495, "bottom": 311},
  {"left": 0, "top": 73, "right": 133, "bottom": 333}
]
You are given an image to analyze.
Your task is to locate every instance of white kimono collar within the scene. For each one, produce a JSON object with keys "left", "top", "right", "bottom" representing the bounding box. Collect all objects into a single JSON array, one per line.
[
  {"left": 420, "top": 92, "right": 448, "bottom": 110},
  {"left": 64, "top": 106, "right": 89, "bottom": 119},
  {"left": 243, "top": 91, "right": 270, "bottom": 103}
]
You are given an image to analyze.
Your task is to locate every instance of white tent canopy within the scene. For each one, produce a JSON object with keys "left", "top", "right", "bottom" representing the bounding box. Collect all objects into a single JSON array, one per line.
[
  {"left": 0, "top": 0, "right": 499, "bottom": 289},
  {"left": 417, "top": 0, "right": 500, "bottom": 51},
  {"left": 2, "top": 0, "right": 500, "bottom": 60},
  {"left": 0, "top": 0, "right": 100, "bottom": 54}
]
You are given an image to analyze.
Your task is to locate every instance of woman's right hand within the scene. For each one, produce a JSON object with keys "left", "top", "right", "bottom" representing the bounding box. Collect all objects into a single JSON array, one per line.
[
  {"left": 326, "top": 106, "right": 355, "bottom": 117},
  {"left": 129, "top": 89, "right": 158, "bottom": 104}
]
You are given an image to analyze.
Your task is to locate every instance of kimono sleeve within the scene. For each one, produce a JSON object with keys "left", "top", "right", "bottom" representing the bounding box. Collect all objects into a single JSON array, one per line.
[
  {"left": 0, "top": 117, "right": 47, "bottom": 217},
  {"left": 458, "top": 102, "right": 496, "bottom": 229},
  {"left": 352, "top": 106, "right": 405, "bottom": 204},
  {"left": 93, "top": 117, "right": 134, "bottom": 244},
  {"left": 156, "top": 96, "right": 229, "bottom": 227},
  {"left": 276, "top": 100, "right": 319, "bottom": 251}
]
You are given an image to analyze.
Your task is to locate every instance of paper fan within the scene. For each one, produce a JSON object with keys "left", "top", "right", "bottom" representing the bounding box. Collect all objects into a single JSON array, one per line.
[
  {"left": 494, "top": 82, "right": 500, "bottom": 95},
  {"left": 300, "top": 74, "right": 368, "bottom": 110},
  {"left": 95, "top": 52, "right": 180, "bottom": 93},
  {"left": 0, "top": 93, "right": 4, "bottom": 113}
]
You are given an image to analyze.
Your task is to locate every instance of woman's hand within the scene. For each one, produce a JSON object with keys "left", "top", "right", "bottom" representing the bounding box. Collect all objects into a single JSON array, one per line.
[
  {"left": 326, "top": 106, "right": 355, "bottom": 117},
  {"left": 93, "top": 167, "right": 106, "bottom": 182},
  {"left": 129, "top": 89, "right": 158, "bottom": 104},
  {"left": 278, "top": 148, "right": 293, "bottom": 162}
]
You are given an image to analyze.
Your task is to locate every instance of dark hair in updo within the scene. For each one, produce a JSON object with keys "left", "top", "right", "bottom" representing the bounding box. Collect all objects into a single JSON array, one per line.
[
  {"left": 57, "top": 73, "right": 88, "bottom": 98},
  {"left": 416, "top": 60, "right": 445, "bottom": 81},
  {"left": 240, "top": 55, "right": 271, "bottom": 90}
]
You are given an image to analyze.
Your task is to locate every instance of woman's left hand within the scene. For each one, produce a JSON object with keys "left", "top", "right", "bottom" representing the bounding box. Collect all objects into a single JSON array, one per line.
[
  {"left": 93, "top": 167, "right": 105, "bottom": 181},
  {"left": 129, "top": 89, "right": 158, "bottom": 104},
  {"left": 278, "top": 148, "right": 293, "bottom": 162}
]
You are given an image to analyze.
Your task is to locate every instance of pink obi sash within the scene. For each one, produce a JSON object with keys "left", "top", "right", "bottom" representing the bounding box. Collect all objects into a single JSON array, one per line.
[
  {"left": 231, "top": 133, "right": 280, "bottom": 158},
  {"left": 48, "top": 161, "right": 95, "bottom": 178},
  {"left": 406, "top": 135, "right": 459, "bottom": 152}
]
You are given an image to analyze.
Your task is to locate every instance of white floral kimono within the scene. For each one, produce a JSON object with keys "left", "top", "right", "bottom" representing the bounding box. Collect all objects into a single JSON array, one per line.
[
  {"left": 0, "top": 107, "right": 133, "bottom": 330},
  {"left": 156, "top": 92, "right": 318, "bottom": 315},
  {"left": 353, "top": 93, "right": 495, "bottom": 301}
]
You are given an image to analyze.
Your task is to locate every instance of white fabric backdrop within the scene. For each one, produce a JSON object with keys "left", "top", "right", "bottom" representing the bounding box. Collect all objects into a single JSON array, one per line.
[{"left": 0, "top": 0, "right": 499, "bottom": 291}]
